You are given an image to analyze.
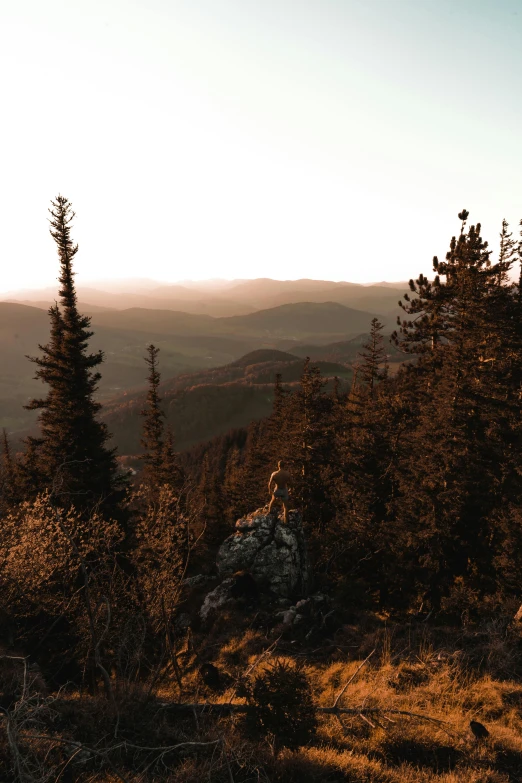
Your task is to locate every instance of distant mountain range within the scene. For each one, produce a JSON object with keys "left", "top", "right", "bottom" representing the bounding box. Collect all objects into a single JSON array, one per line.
[
  {"left": 2, "top": 277, "right": 409, "bottom": 318},
  {"left": 0, "top": 277, "right": 407, "bottom": 438}
]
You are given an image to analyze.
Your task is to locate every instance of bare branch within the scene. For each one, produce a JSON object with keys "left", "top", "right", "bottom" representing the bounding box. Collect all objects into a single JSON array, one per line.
[{"left": 332, "top": 649, "right": 375, "bottom": 708}]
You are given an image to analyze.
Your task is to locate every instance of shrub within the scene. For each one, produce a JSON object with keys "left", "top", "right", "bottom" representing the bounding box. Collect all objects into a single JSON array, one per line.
[{"left": 241, "top": 659, "right": 317, "bottom": 753}]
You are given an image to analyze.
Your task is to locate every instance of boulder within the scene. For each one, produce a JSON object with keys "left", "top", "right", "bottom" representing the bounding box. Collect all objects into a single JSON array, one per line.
[
  {"left": 216, "top": 509, "right": 310, "bottom": 598},
  {"left": 200, "top": 578, "right": 235, "bottom": 622}
]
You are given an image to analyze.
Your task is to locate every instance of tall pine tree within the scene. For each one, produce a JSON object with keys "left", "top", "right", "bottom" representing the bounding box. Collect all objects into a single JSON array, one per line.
[
  {"left": 26, "top": 196, "right": 122, "bottom": 512},
  {"left": 390, "top": 211, "right": 522, "bottom": 607},
  {"left": 357, "top": 318, "right": 389, "bottom": 396},
  {"left": 140, "top": 344, "right": 184, "bottom": 491}
]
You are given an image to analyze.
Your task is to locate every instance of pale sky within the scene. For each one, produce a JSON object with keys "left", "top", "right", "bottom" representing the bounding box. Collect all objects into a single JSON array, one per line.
[{"left": 1, "top": 0, "right": 521, "bottom": 293}]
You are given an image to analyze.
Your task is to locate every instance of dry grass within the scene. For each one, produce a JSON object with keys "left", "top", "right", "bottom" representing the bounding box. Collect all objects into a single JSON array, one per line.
[
  {"left": 2, "top": 613, "right": 522, "bottom": 781},
  {"left": 170, "top": 612, "right": 522, "bottom": 782}
]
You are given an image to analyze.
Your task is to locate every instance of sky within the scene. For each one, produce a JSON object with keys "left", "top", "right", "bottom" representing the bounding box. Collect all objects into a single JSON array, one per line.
[{"left": 1, "top": 0, "right": 521, "bottom": 292}]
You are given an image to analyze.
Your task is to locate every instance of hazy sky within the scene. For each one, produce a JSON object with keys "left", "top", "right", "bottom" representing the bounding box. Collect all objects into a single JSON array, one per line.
[{"left": 1, "top": 0, "right": 521, "bottom": 292}]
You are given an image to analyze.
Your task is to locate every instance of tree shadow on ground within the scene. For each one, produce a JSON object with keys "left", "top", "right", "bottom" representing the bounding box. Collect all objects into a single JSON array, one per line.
[{"left": 380, "top": 739, "right": 462, "bottom": 773}]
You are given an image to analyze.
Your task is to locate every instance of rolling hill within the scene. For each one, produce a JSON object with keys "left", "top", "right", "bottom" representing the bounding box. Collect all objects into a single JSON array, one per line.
[
  {"left": 102, "top": 350, "right": 352, "bottom": 454},
  {"left": 0, "top": 303, "right": 266, "bottom": 433},
  {"left": 1, "top": 286, "right": 255, "bottom": 317},
  {"left": 291, "top": 335, "right": 405, "bottom": 364},
  {"left": 0, "top": 281, "right": 405, "bottom": 437},
  {"left": 2, "top": 277, "right": 410, "bottom": 318},
  {"left": 216, "top": 301, "right": 386, "bottom": 340},
  {"left": 223, "top": 277, "right": 361, "bottom": 300},
  {"left": 88, "top": 301, "right": 384, "bottom": 341}
]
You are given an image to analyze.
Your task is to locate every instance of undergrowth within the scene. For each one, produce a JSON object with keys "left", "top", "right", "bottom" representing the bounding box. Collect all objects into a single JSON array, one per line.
[{"left": 2, "top": 610, "right": 522, "bottom": 782}]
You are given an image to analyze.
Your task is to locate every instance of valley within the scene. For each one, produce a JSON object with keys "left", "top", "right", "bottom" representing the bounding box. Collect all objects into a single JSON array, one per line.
[{"left": 0, "top": 277, "right": 405, "bottom": 446}]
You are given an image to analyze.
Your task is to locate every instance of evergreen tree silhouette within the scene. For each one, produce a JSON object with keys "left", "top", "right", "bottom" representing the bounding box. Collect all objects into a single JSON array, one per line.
[
  {"left": 197, "top": 451, "right": 227, "bottom": 548},
  {"left": 390, "top": 211, "right": 522, "bottom": 606},
  {"left": 234, "top": 419, "right": 270, "bottom": 515},
  {"left": 358, "top": 318, "right": 388, "bottom": 395},
  {"left": 140, "top": 344, "right": 184, "bottom": 491},
  {"left": 25, "top": 196, "right": 121, "bottom": 512},
  {"left": 284, "top": 359, "right": 334, "bottom": 532},
  {"left": 140, "top": 344, "right": 165, "bottom": 482},
  {"left": 0, "top": 428, "right": 18, "bottom": 510}
]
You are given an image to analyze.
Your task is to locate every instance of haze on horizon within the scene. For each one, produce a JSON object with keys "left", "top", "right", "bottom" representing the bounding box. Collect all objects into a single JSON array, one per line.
[{"left": 1, "top": 0, "right": 521, "bottom": 294}]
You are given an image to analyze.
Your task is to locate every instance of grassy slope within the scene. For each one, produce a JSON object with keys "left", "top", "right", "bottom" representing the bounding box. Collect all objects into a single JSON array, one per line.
[
  {"left": 7, "top": 609, "right": 521, "bottom": 782},
  {"left": 163, "top": 606, "right": 522, "bottom": 783}
]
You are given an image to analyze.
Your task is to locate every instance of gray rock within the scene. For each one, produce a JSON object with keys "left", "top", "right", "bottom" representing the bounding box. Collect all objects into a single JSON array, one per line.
[
  {"left": 199, "top": 578, "right": 235, "bottom": 622},
  {"left": 183, "top": 574, "right": 214, "bottom": 588},
  {"left": 216, "top": 509, "right": 310, "bottom": 598}
]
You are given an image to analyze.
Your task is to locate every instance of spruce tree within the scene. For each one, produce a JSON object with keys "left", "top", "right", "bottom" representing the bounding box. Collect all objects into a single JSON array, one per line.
[
  {"left": 498, "top": 218, "right": 518, "bottom": 268},
  {"left": 26, "top": 196, "right": 121, "bottom": 512},
  {"left": 358, "top": 318, "right": 388, "bottom": 395},
  {"left": 140, "top": 344, "right": 165, "bottom": 483},
  {"left": 390, "top": 212, "right": 522, "bottom": 607},
  {"left": 234, "top": 419, "right": 271, "bottom": 515},
  {"left": 0, "top": 429, "right": 17, "bottom": 511},
  {"left": 161, "top": 427, "right": 185, "bottom": 491},
  {"left": 284, "top": 359, "right": 334, "bottom": 532},
  {"left": 197, "top": 451, "right": 227, "bottom": 549},
  {"left": 140, "top": 345, "right": 184, "bottom": 491}
]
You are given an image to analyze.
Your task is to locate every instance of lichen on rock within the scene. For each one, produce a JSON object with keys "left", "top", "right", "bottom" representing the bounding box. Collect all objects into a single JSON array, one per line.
[{"left": 216, "top": 509, "right": 310, "bottom": 598}]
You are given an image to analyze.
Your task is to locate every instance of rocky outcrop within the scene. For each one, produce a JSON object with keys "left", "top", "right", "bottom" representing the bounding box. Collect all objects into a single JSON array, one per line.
[{"left": 216, "top": 509, "right": 310, "bottom": 598}]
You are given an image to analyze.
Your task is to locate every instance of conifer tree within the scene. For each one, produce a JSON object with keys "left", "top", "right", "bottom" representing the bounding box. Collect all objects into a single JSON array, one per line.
[
  {"left": 265, "top": 372, "right": 291, "bottom": 463},
  {"left": 499, "top": 218, "right": 518, "bottom": 267},
  {"left": 329, "top": 353, "right": 407, "bottom": 606},
  {"left": 284, "top": 359, "right": 334, "bottom": 532},
  {"left": 518, "top": 219, "right": 522, "bottom": 304},
  {"left": 271, "top": 372, "right": 287, "bottom": 422},
  {"left": 223, "top": 444, "right": 243, "bottom": 524},
  {"left": 140, "top": 344, "right": 165, "bottom": 482},
  {"left": 389, "top": 212, "right": 522, "bottom": 606},
  {"left": 161, "top": 427, "right": 185, "bottom": 491},
  {"left": 0, "top": 429, "right": 17, "bottom": 511},
  {"left": 25, "top": 196, "right": 121, "bottom": 512},
  {"left": 358, "top": 318, "right": 388, "bottom": 395},
  {"left": 234, "top": 419, "right": 271, "bottom": 515},
  {"left": 140, "top": 345, "right": 184, "bottom": 491},
  {"left": 16, "top": 436, "right": 44, "bottom": 502},
  {"left": 392, "top": 210, "right": 512, "bottom": 359},
  {"left": 197, "top": 451, "right": 227, "bottom": 548}
]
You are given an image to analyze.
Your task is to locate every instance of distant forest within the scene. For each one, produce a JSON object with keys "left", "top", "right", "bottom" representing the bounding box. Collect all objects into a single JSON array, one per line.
[{"left": 1, "top": 198, "right": 522, "bottom": 781}]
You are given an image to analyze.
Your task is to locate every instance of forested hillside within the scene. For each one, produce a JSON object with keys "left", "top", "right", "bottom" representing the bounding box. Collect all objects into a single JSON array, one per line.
[
  {"left": 0, "top": 297, "right": 389, "bottom": 435},
  {"left": 102, "top": 350, "right": 351, "bottom": 453},
  {"left": 2, "top": 200, "right": 522, "bottom": 782}
]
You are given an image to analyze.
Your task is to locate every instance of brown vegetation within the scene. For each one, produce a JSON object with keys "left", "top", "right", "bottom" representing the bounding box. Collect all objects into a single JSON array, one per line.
[{"left": 2, "top": 202, "right": 522, "bottom": 781}]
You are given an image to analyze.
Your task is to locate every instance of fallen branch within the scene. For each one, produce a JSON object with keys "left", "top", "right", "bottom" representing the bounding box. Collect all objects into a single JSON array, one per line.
[
  {"left": 332, "top": 649, "right": 375, "bottom": 708},
  {"left": 321, "top": 706, "right": 451, "bottom": 727},
  {"left": 358, "top": 712, "right": 377, "bottom": 729},
  {"left": 24, "top": 735, "right": 130, "bottom": 783},
  {"left": 158, "top": 701, "right": 453, "bottom": 729},
  {"left": 26, "top": 734, "right": 223, "bottom": 783}
]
